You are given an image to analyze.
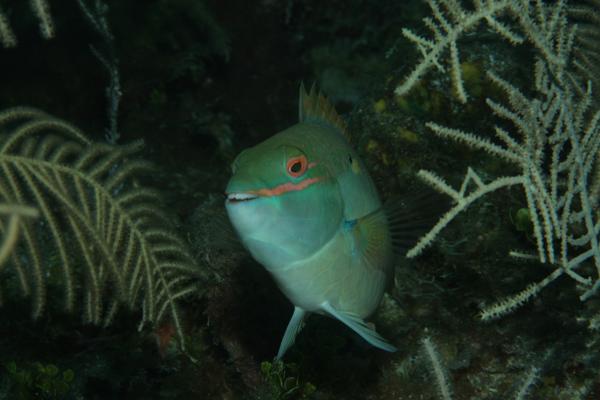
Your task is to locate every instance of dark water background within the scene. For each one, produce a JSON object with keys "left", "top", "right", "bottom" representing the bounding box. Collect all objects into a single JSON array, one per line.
[{"left": 0, "top": 0, "right": 598, "bottom": 399}]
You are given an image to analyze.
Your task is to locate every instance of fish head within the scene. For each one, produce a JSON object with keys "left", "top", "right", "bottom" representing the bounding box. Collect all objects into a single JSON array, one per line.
[{"left": 225, "top": 137, "right": 343, "bottom": 269}]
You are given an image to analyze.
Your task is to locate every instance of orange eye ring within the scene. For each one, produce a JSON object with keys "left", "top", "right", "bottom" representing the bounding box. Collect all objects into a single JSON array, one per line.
[{"left": 286, "top": 155, "right": 308, "bottom": 178}]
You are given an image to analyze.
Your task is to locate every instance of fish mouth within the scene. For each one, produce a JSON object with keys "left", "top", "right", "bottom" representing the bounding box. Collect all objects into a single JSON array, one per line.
[{"left": 225, "top": 192, "right": 259, "bottom": 203}]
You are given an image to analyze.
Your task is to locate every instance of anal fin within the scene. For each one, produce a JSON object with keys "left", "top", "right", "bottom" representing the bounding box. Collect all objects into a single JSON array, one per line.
[
  {"left": 276, "top": 307, "right": 307, "bottom": 359},
  {"left": 321, "top": 302, "right": 397, "bottom": 352}
]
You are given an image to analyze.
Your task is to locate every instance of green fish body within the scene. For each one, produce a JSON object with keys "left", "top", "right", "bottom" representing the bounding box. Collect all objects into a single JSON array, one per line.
[{"left": 225, "top": 85, "right": 396, "bottom": 358}]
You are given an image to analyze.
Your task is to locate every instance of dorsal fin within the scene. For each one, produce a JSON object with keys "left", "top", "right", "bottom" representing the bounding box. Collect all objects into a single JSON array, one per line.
[{"left": 298, "top": 82, "right": 349, "bottom": 140}]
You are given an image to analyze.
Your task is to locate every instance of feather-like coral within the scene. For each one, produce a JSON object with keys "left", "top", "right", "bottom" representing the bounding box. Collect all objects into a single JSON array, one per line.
[{"left": 0, "top": 107, "right": 198, "bottom": 347}]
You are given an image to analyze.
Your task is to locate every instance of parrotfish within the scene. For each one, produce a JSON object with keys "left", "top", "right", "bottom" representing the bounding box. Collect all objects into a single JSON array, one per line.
[{"left": 225, "top": 84, "right": 425, "bottom": 358}]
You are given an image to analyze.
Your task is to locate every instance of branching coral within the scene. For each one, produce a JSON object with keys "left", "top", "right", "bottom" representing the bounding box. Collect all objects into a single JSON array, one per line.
[
  {"left": 400, "top": 0, "right": 600, "bottom": 321},
  {"left": 396, "top": 0, "right": 575, "bottom": 103}
]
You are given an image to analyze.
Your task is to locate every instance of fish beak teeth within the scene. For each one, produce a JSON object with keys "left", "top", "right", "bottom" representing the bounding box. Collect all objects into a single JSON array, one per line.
[{"left": 226, "top": 192, "right": 259, "bottom": 203}]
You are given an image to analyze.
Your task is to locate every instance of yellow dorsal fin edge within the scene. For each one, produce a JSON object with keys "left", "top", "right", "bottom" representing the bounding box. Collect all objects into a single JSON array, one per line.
[{"left": 298, "top": 82, "right": 349, "bottom": 140}]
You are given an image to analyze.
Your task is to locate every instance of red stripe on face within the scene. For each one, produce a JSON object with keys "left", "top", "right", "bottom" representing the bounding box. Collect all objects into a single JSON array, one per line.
[{"left": 249, "top": 177, "right": 321, "bottom": 197}]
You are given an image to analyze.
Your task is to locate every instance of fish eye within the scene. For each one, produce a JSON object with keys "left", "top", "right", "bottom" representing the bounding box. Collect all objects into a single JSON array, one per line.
[{"left": 286, "top": 155, "right": 308, "bottom": 178}]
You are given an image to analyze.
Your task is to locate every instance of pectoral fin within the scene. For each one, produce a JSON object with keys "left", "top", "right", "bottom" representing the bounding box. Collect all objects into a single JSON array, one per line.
[
  {"left": 321, "top": 302, "right": 397, "bottom": 352},
  {"left": 384, "top": 191, "right": 450, "bottom": 256},
  {"left": 276, "top": 307, "right": 307, "bottom": 359}
]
